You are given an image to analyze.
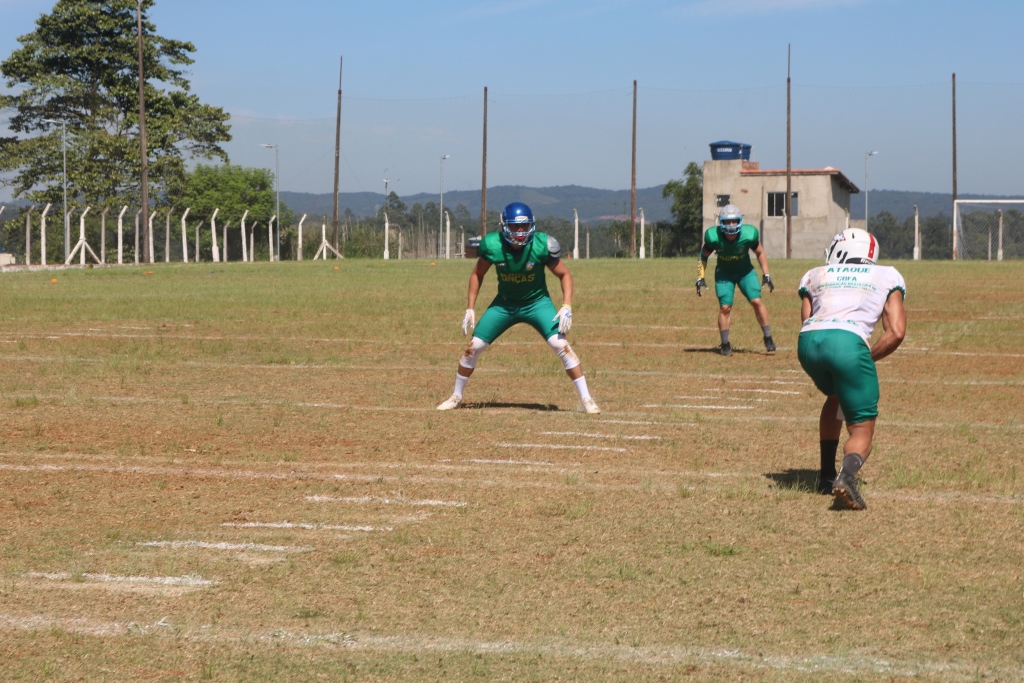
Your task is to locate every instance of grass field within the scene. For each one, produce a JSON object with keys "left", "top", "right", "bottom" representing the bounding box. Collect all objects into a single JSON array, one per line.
[{"left": 1, "top": 256, "right": 1022, "bottom": 682}]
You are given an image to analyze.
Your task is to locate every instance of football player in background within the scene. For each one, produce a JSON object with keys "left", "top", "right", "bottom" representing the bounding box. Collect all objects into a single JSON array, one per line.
[
  {"left": 797, "top": 228, "right": 907, "bottom": 510},
  {"left": 696, "top": 204, "right": 776, "bottom": 356},
  {"left": 436, "top": 202, "right": 600, "bottom": 414}
]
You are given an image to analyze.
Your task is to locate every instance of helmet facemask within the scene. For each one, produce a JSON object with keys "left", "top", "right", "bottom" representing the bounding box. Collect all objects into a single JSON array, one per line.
[
  {"left": 718, "top": 204, "right": 743, "bottom": 236},
  {"left": 500, "top": 202, "right": 536, "bottom": 247},
  {"left": 501, "top": 218, "right": 535, "bottom": 246}
]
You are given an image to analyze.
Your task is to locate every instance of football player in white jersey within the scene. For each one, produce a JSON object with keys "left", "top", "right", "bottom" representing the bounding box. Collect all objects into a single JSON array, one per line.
[{"left": 797, "top": 228, "right": 907, "bottom": 510}]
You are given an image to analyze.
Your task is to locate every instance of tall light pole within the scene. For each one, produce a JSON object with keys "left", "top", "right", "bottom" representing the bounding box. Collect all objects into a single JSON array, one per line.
[
  {"left": 382, "top": 171, "right": 389, "bottom": 215},
  {"left": 439, "top": 154, "right": 449, "bottom": 254},
  {"left": 136, "top": 0, "right": 150, "bottom": 262},
  {"left": 864, "top": 150, "right": 878, "bottom": 232},
  {"left": 261, "top": 143, "right": 280, "bottom": 260},
  {"left": 43, "top": 118, "right": 68, "bottom": 261}
]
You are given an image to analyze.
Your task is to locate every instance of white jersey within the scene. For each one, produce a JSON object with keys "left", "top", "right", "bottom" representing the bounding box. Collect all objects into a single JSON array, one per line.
[{"left": 798, "top": 264, "right": 906, "bottom": 341}]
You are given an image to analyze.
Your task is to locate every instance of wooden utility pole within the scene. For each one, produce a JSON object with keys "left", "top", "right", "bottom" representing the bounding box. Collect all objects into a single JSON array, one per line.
[
  {"left": 136, "top": 0, "right": 150, "bottom": 262},
  {"left": 630, "top": 80, "right": 637, "bottom": 258},
  {"left": 952, "top": 72, "right": 958, "bottom": 260},
  {"left": 332, "top": 57, "right": 343, "bottom": 256},
  {"left": 786, "top": 44, "right": 792, "bottom": 260},
  {"left": 481, "top": 86, "right": 488, "bottom": 236}
]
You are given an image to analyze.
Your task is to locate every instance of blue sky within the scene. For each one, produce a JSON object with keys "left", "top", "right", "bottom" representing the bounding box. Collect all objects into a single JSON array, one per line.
[{"left": 2, "top": 0, "right": 1023, "bottom": 201}]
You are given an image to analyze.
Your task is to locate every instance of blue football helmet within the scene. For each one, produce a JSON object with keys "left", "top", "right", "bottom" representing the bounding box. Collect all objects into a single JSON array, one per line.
[
  {"left": 500, "top": 202, "right": 536, "bottom": 246},
  {"left": 718, "top": 204, "right": 743, "bottom": 236}
]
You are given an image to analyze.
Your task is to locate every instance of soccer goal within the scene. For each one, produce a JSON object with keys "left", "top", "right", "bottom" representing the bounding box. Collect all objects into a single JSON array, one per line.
[{"left": 953, "top": 199, "right": 1024, "bottom": 260}]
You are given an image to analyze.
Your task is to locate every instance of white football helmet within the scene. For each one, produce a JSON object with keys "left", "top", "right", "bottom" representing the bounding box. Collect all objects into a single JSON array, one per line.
[
  {"left": 825, "top": 228, "right": 879, "bottom": 265},
  {"left": 718, "top": 204, "right": 743, "bottom": 236}
]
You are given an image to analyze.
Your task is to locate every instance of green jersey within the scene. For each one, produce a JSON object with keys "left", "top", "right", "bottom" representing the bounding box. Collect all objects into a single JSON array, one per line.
[
  {"left": 478, "top": 231, "right": 561, "bottom": 303},
  {"left": 702, "top": 224, "right": 760, "bottom": 276}
]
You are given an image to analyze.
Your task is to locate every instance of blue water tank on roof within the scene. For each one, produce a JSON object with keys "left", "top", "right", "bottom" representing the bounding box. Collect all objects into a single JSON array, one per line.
[{"left": 709, "top": 141, "right": 751, "bottom": 160}]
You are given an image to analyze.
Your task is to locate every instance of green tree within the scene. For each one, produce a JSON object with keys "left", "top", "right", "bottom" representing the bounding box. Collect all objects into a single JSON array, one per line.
[
  {"left": 921, "top": 213, "right": 951, "bottom": 260},
  {"left": 172, "top": 164, "right": 292, "bottom": 260},
  {"left": 453, "top": 204, "right": 473, "bottom": 228},
  {"left": 662, "top": 162, "right": 703, "bottom": 256},
  {"left": 0, "top": 0, "right": 230, "bottom": 212},
  {"left": 385, "top": 191, "right": 407, "bottom": 216},
  {"left": 869, "top": 211, "right": 913, "bottom": 259}
]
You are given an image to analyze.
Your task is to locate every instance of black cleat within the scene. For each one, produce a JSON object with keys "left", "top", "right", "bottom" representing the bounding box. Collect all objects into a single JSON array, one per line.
[
  {"left": 764, "top": 336, "right": 776, "bottom": 352},
  {"left": 719, "top": 342, "right": 732, "bottom": 356},
  {"left": 817, "top": 475, "right": 835, "bottom": 495},
  {"left": 832, "top": 469, "right": 867, "bottom": 510}
]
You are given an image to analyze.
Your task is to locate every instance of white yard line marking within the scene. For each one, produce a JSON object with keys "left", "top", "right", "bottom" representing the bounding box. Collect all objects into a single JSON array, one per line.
[
  {"left": 221, "top": 522, "right": 392, "bottom": 532},
  {"left": 0, "top": 615, "right": 1013, "bottom": 680},
  {"left": 644, "top": 404, "right": 755, "bottom": 410},
  {"left": 305, "top": 495, "right": 467, "bottom": 507},
  {"left": 872, "top": 490, "right": 1024, "bottom": 506},
  {"left": 25, "top": 572, "right": 215, "bottom": 587},
  {"left": 3, "top": 354, "right": 1022, "bottom": 386},
  {"left": 137, "top": 540, "right": 313, "bottom": 553},
  {"left": 903, "top": 347, "right": 1024, "bottom": 358},
  {"left": 576, "top": 323, "right": 719, "bottom": 331},
  {"left": 463, "top": 457, "right": 560, "bottom": 466},
  {"left": 4, "top": 455, "right": 1024, "bottom": 504},
  {"left": 538, "top": 431, "right": 661, "bottom": 440},
  {"left": 495, "top": 443, "right": 628, "bottom": 453},
  {"left": 727, "top": 388, "right": 802, "bottom": 395},
  {"left": 597, "top": 418, "right": 699, "bottom": 427},
  {"left": 674, "top": 395, "right": 768, "bottom": 402}
]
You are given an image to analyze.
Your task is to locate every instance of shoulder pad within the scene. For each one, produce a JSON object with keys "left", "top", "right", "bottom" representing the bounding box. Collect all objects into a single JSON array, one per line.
[{"left": 546, "top": 235, "right": 562, "bottom": 260}]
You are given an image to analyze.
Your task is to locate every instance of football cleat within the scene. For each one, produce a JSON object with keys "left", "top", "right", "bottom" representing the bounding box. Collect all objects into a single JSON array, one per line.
[
  {"left": 764, "top": 336, "right": 776, "bottom": 352},
  {"left": 832, "top": 469, "right": 867, "bottom": 510},
  {"left": 436, "top": 394, "right": 463, "bottom": 411},
  {"left": 581, "top": 397, "right": 601, "bottom": 414},
  {"left": 719, "top": 342, "right": 732, "bottom": 357}
]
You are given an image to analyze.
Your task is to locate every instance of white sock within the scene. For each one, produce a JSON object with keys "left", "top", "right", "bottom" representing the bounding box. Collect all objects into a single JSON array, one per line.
[
  {"left": 454, "top": 373, "right": 469, "bottom": 398},
  {"left": 572, "top": 376, "right": 591, "bottom": 401}
]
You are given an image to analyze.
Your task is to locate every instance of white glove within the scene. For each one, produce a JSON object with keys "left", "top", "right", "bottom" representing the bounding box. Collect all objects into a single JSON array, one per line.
[
  {"left": 462, "top": 308, "right": 475, "bottom": 336},
  {"left": 553, "top": 305, "right": 572, "bottom": 335}
]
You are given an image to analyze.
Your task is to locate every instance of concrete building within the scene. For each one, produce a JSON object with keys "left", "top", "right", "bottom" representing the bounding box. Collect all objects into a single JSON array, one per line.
[{"left": 702, "top": 141, "right": 860, "bottom": 259}]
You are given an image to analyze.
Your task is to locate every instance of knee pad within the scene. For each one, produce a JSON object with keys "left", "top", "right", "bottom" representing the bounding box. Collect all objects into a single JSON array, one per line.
[
  {"left": 458, "top": 337, "right": 489, "bottom": 370},
  {"left": 546, "top": 334, "right": 580, "bottom": 371}
]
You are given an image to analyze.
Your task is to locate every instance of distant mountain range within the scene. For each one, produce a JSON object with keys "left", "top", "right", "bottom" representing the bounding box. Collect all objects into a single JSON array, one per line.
[
  {"left": 284, "top": 186, "right": 1010, "bottom": 224},
  {"left": 281, "top": 185, "right": 674, "bottom": 224}
]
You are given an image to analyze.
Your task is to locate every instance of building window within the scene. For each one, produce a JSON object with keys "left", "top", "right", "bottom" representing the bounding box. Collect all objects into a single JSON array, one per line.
[
  {"left": 716, "top": 194, "right": 730, "bottom": 207},
  {"left": 768, "top": 192, "right": 798, "bottom": 217}
]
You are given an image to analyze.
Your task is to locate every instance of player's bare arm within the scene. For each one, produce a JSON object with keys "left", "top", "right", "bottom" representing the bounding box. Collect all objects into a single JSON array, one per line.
[
  {"left": 799, "top": 292, "right": 812, "bottom": 324},
  {"left": 870, "top": 290, "right": 906, "bottom": 362},
  {"left": 753, "top": 242, "right": 769, "bottom": 276},
  {"left": 754, "top": 242, "right": 774, "bottom": 292},
  {"left": 546, "top": 257, "right": 573, "bottom": 307},
  {"left": 460, "top": 257, "right": 492, "bottom": 336},
  {"left": 696, "top": 247, "right": 712, "bottom": 296},
  {"left": 467, "top": 257, "right": 491, "bottom": 309}
]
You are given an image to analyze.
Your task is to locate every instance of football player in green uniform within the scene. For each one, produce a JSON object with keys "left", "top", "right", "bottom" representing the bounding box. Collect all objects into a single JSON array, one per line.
[
  {"left": 696, "top": 204, "right": 775, "bottom": 356},
  {"left": 437, "top": 202, "right": 600, "bottom": 414}
]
